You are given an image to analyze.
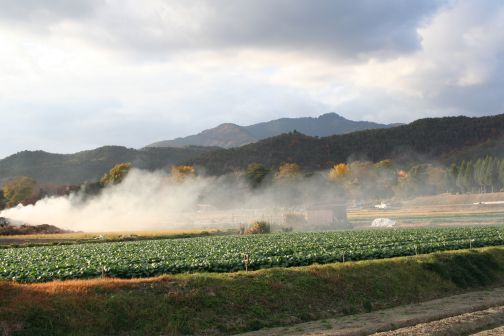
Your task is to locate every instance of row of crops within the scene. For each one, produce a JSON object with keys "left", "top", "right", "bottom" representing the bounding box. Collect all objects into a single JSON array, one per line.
[{"left": 1, "top": 226, "right": 504, "bottom": 283}]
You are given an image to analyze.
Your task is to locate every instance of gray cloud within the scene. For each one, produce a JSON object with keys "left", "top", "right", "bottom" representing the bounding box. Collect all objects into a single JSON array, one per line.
[
  {"left": 0, "top": 0, "right": 443, "bottom": 59},
  {"left": 199, "top": 0, "right": 442, "bottom": 58},
  {"left": 431, "top": 69, "right": 504, "bottom": 117}
]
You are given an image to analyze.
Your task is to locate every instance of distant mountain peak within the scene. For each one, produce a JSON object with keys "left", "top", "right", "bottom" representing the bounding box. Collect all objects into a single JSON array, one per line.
[
  {"left": 318, "top": 112, "right": 344, "bottom": 119},
  {"left": 146, "top": 113, "right": 397, "bottom": 149},
  {"left": 148, "top": 122, "right": 255, "bottom": 149},
  {"left": 216, "top": 122, "right": 240, "bottom": 128}
]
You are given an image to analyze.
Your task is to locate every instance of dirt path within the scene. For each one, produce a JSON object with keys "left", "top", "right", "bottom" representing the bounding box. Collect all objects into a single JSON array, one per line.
[
  {"left": 372, "top": 305, "right": 504, "bottom": 335},
  {"left": 238, "top": 288, "right": 504, "bottom": 336},
  {"left": 472, "top": 326, "right": 504, "bottom": 335}
]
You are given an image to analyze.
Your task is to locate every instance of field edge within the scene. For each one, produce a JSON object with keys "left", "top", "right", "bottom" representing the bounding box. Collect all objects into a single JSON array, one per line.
[{"left": 2, "top": 246, "right": 504, "bottom": 335}]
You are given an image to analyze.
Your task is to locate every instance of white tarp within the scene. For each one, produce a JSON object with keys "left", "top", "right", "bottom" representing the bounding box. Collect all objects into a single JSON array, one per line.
[
  {"left": 371, "top": 218, "right": 396, "bottom": 227},
  {"left": 374, "top": 202, "right": 389, "bottom": 209}
]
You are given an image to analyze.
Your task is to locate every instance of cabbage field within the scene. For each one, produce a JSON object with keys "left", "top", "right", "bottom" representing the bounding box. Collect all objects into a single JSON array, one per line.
[{"left": 1, "top": 226, "right": 504, "bottom": 283}]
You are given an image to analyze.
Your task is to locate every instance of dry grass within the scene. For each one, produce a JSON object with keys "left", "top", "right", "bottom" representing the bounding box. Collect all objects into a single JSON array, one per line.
[
  {"left": 0, "top": 228, "right": 217, "bottom": 241},
  {"left": 13, "top": 275, "right": 183, "bottom": 292}
]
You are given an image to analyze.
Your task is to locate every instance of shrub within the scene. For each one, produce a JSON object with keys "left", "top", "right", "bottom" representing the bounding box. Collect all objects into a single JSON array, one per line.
[{"left": 245, "top": 221, "right": 271, "bottom": 235}]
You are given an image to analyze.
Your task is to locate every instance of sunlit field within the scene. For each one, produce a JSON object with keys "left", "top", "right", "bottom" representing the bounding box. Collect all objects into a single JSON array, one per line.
[{"left": 2, "top": 225, "right": 504, "bottom": 283}]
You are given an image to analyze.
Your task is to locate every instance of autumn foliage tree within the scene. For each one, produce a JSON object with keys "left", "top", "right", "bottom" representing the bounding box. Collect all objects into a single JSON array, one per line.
[
  {"left": 2, "top": 176, "right": 40, "bottom": 208},
  {"left": 100, "top": 163, "right": 132, "bottom": 186},
  {"left": 171, "top": 165, "right": 196, "bottom": 182},
  {"left": 275, "top": 163, "right": 301, "bottom": 181},
  {"left": 328, "top": 163, "right": 348, "bottom": 182},
  {"left": 328, "top": 161, "right": 398, "bottom": 200}
]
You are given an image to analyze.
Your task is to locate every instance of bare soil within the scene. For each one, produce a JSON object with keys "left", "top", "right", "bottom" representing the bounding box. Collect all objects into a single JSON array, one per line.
[
  {"left": 238, "top": 288, "right": 504, "bottom": 336},
  {"left": 372, "top": 306, "right": 504, "bottom": 335},
  {"left": 472, "top": 326, "right": 504, "bottom": 335}
]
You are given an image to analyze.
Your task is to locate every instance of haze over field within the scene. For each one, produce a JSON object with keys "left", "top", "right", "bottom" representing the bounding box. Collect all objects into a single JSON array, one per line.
[
  {"left": 0, "top": 168, "right": 341, "bottom": 232},
  {"left": 0, "top": 0, "right": 503, "bottom": 158}
]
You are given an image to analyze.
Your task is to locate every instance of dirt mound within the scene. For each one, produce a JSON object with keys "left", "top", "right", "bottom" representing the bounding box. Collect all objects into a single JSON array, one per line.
[{"left": 0, "top": 217, "right": 70, "bottom": 235}]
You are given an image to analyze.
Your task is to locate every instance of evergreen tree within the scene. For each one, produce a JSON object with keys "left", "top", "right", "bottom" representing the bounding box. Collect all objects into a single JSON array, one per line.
[
  {"left": 473, "top": 158, "right": 484, "bottom": 193},
  {"left": 245, "top": 163, "right": 271, "bottom": 188},
  {"left": 485, "top": 156, "right": 499, "bottom": 192},
  {"left": 445, "top": 163, "right": 458, "bottom": 193},
  {"left": 463, "top": 161, "right": 476, "bottom": 193},
  {"left": 481, "top": 156, "right": 491, "bottom": 192},
  {"left": 499, "top": 159, "right": 504, "bottom": 191},
  {"left": 456, "top": 161, "right": 467, "bottom": 192}
]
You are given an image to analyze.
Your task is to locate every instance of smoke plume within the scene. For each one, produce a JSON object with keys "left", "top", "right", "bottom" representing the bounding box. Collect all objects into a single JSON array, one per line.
[{"left": 0, "top": 169, "right": 342, "bottom": 232}]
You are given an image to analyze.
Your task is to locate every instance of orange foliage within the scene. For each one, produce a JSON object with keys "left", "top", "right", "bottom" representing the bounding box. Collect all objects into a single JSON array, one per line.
[
  {"left": 328, "top": 163, "right": 348, "bottom": 181},
  {"left": 276, "top": 163, "right": 301, "bottom": 179},
  {"left": 171, "top": 165, "right": 196, "bottom": 181}
]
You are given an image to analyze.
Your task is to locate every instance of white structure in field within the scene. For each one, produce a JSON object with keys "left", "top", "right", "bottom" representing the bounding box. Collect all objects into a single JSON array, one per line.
[
  {"left": 473, "top": 201, "right": 504, "bottom": 205},
  {"left": 374, "top": 202, "right": 389, "bottom": 209},
  {"left": 371, "top": 218, "right": 396, "bottom": 228}
]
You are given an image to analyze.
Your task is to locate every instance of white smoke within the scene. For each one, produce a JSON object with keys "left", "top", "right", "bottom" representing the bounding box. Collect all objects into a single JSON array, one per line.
[{"left": 0, "top": 169, "right": 343, "bottom": 232}]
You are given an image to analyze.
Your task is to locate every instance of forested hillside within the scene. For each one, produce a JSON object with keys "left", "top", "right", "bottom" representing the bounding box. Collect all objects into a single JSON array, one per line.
[
  {"left": 0, "top": 146, "right": 216, "bottom": 185},
  {"left": 1, "top": 114, "right": 504, "bottom": 185},
  {"left": 189, "top": 114, "right": 504, "bottom": 174}
]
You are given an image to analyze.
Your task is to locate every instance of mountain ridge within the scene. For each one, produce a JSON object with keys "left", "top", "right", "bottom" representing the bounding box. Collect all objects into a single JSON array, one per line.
[
  {"left": 0, "top": 145, "right": 217, "bottom": 185},
  {"left": 187, "top": 114, "right": 504, "bottom": 174},
  {"left": 147, "top": 112, "right": 397, "bottom": 148},
  {"left": 1, "top": 114, "right": 504, "bottom": 185}
]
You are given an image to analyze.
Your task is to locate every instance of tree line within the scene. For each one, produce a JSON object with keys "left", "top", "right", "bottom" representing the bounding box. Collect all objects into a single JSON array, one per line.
[
  {"left": 1, "top": 156, "right": 504, "bottom": 211},
  {"left": 447, "top": 156, "right": 504, "bottom": 194},
  {"left": 246, "top": 156, "right": 504, "bottom": 201}
]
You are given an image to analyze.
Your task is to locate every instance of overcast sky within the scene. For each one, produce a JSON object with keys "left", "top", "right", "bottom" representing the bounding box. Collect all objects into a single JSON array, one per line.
[{"left": 0, "top": 0, "right": 503, "bottom": 158}]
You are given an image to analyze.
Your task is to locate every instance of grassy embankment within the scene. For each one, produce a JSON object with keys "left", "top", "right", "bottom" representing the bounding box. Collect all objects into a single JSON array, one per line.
[{"left": 1, "top": 246, "right": 504, "bottom": 335}]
